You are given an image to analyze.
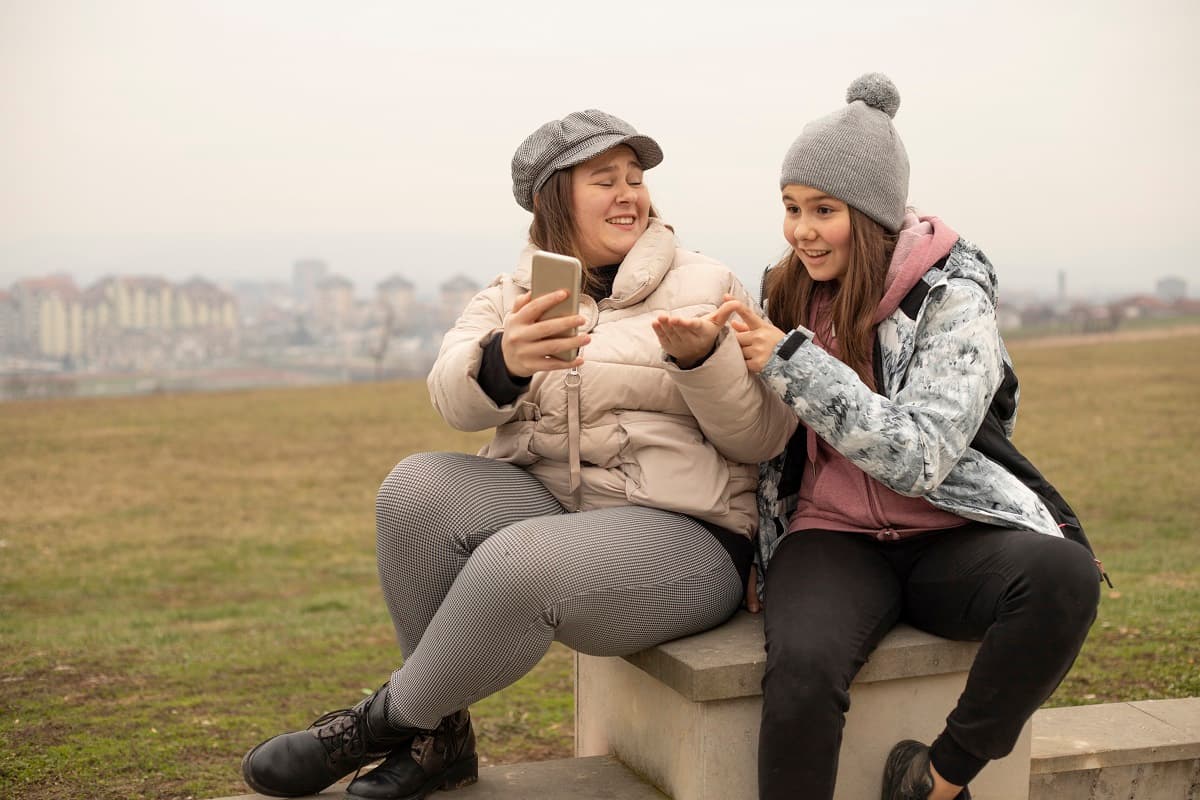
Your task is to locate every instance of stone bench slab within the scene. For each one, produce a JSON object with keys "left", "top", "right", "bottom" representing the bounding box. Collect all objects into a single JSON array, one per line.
[
  {"left": 209, "top": 755, "right": 666, "bottom": 800},
  {"left": 577, "top": 611, "right": 1032, "bottom": 799},
  {"left": 622, "top": 609, "right": 980, "bottom": 702},
  {"left": 1031, "top": 697, "right": 1200, "bottom": 773}
]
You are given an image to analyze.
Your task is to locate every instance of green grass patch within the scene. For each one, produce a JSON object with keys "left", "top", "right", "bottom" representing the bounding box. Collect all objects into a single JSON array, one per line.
[
  {"left": 2, "top": 335, "right": 1197, "bottom": 798},
  {"left": 1006, "top": 334, "right": 1200, "bottom": 705}
]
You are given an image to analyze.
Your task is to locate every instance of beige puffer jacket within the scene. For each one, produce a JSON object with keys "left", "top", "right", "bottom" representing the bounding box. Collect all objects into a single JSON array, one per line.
[{"left": 427, "top": 219, "right": 798, "bottom": 536}]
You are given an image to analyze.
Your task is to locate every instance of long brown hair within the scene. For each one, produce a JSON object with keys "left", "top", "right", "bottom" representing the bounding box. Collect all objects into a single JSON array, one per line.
[
  {"left": 763, "top": 206, "right": 897, "bottom": 386},
  {"left": 528, "top": 167, "right": 659, "bottom": 293}
]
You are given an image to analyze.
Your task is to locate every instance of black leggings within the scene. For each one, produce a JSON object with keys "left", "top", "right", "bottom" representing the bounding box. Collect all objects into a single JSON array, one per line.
[{"left": 758, "top": 525, "right": 1099, "bottom": 799}]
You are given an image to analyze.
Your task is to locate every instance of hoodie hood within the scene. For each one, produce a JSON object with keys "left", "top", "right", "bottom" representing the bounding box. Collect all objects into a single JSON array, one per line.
[{"left": 873, "top": 212, "right": 960, "bottom": 324}]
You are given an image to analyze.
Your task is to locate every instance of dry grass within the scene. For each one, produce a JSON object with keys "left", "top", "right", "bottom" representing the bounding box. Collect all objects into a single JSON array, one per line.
[
  {"left": 0, "top": 383, "right": 565, "bottom": 800},
  {"left": 1007, "top": 333, "right": 1200, "bottom": 704},
  {"left": 1, "top": 332, "right": 1197, "bottom": 798}
]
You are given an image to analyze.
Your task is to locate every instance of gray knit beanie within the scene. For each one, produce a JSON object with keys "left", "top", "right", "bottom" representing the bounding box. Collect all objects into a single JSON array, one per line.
[{"left": 780, "top": 73, "right": 909, "bottom": 233}]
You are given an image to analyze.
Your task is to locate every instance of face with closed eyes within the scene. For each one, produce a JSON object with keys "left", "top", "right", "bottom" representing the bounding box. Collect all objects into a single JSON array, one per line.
[
  {"left": 569, "top": 145, "right": 651, "bottom": 267},
  {"left": 782, "top": 184, "right": 853, "bottom": 282}
]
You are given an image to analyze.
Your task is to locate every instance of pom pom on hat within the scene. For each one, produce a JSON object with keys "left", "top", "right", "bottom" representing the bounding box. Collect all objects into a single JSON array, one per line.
[{"left": 846, "top": 72, "right": 900, "bottom": 119}]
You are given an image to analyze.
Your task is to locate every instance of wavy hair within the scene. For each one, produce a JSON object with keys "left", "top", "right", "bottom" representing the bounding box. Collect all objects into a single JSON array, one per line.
[{"left": 763, "top": 206, "right": 898, "bottom": 386}]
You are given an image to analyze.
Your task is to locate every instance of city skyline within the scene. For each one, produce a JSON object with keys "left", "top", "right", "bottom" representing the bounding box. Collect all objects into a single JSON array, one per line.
[
  {"left": 4, "top": 255, "right": 1194, "bottom": 402},
  {"left": 2, "top": 255, "right": 1189, "bottom": 306},
  {"left": 3, "top": 1, "right": 1198, "bottom": 302}
]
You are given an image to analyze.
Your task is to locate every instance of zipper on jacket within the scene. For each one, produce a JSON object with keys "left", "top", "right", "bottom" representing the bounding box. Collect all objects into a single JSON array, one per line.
[
  {"left": 863, "top": 471, "right": 899, "bottom": 541},
  {"left": 565, "top": 366, "right": 582, "bottom": 512}
]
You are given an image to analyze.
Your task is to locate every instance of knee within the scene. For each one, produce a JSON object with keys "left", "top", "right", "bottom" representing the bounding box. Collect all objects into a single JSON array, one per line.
[
  {"left": 1053, "top": 540, "right": 1102, "bottom": 622},
  {"left": 761, "top": 639, "right": 852, "bottom": 720},
  {"left": 1015, "top": 538, "right": 1101, "bottom": 627},
  {"left": 377, "top": 454, "right": 426, "bottom": 539},
  {"left": 376, "top": 452, "right": 462, "bottom": 526},
  {"left": 378, "top": 451, "right": 447, "bottom": 501},
  {"left": 375, "top": 451, "right": 473, "bottom": 560}
]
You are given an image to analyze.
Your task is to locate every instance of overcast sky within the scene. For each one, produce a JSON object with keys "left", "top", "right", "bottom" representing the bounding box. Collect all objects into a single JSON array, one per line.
[{"left": 2, "top": 0, "right": 1197, "bottom": 301}]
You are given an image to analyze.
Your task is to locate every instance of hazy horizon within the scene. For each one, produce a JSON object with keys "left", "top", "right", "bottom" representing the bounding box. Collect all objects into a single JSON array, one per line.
[
  {"left": 0, "top": 230, "right": 1184, "bottom": 305},
  {"left": 3, "top": 0, "right": 1197, "bottom": 302}
]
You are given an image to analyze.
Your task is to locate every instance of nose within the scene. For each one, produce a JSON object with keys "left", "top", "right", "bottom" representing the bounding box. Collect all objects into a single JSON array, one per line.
[
  {"left": 616, "top": 182, "right": 637, "bottom": 203},
  {"left": 792, "top": 218, "right": 816, "bottom": 241}
]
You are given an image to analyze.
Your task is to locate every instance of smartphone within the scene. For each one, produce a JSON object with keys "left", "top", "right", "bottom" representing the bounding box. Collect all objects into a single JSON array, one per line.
[{"left": 530, "top": 250, "right": 583, "bottom": 361}]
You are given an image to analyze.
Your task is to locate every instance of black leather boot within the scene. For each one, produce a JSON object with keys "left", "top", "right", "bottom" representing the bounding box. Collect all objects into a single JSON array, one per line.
[
  {"left": 345, "top": 709, "right": 478, "bottom": 800},
  {"left": 241, "top": 683, "right": 423, "bottom": 798},
  {"left": 880, "top": 740, "right": 971, "bottom": 800}
]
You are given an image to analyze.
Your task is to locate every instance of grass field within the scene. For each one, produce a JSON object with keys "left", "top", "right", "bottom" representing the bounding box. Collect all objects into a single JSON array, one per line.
[{"left": 2, "top": 332, "right": 1198, "bottom": 800}]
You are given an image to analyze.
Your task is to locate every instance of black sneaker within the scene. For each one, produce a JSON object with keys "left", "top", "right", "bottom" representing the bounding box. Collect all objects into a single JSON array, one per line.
[
  {"left": 880, "top": 740, "right": 971, "bottom": 800},
  {"left": 346, "top": 709, "right": 478, "bottom": 800},
  {"left": 241, "top": 683, "right": 422, "bottom": 798}
]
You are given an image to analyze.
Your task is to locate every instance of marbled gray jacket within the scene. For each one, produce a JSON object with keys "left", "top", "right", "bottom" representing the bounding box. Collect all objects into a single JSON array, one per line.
[{"left": 755, "top": 235, "right": 1069, "bottom": 587}]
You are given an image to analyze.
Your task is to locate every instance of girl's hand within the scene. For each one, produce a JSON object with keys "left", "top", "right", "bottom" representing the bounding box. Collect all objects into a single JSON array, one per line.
[
  {"left": 651, "top": 311, "right": 724, "bottom": 369},
  {"left": 719, "top": 297, "right": 787, "bottom": 374},
  {"left": 744, "top": 564, "right": 762, "bottom": 613},
  {"left": 501, "top": 291, "right": 591, "bottom": 377}
]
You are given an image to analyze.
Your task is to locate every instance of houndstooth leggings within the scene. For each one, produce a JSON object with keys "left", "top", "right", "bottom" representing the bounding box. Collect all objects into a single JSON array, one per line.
[{"left": 375, "top": 451, "right": 744, "bottom": 730}]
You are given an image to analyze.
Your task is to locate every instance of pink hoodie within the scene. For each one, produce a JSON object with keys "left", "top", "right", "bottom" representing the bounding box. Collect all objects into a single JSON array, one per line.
[{"left": 788, "top": 213, "right": 968, "bottom": 541}]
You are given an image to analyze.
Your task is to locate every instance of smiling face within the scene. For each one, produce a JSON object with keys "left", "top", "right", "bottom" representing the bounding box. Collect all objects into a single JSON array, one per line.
[
  {"left": 569, "top": 145, "right": 651, "bottom": 266},
  {"left": 782, "top": 184, "right": 853, "bottom": 283}
]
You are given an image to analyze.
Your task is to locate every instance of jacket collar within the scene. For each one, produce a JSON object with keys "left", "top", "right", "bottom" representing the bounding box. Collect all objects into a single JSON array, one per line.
[{"left": 511, "top": 218, "right": 676, "bottom": 308}]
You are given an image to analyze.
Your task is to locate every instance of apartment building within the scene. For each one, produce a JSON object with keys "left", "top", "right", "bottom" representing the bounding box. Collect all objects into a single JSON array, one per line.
[{"left": 3, "top": 274, "right": 239, "bottom": 369}]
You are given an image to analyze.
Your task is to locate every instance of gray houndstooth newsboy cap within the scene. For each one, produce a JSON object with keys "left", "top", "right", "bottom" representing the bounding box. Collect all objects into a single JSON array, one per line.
[
  {"left": 511, "top": 109, "right": 663, "bottom": 212},
  {"left": 780, "top": 73, "right": 910, "bottom": 233}
]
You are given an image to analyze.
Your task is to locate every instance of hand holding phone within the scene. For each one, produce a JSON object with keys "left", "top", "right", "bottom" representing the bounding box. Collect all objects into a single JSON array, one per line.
[
  {"left": 500, "top": 251, "right": 588, "bottom": 377},
  {"left": 530, "top": 251, "right": 583, "bottom": 361}
]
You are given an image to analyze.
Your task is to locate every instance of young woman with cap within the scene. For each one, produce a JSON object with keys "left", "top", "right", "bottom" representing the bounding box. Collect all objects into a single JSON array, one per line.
[
  {"left": 678, "top": 74, "right": 1102, "bottom": 800},
  {"left": 240, "top": 109, "right": 796, "bottom": 800}
]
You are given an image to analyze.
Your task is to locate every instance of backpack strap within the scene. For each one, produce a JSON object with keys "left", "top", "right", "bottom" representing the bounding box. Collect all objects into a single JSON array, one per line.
[{"left": 897, "top": 254, "right": 949, "bottom": 320}]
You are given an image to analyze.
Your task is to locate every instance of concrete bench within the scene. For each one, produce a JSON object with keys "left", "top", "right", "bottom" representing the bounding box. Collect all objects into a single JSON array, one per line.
[
  {"left": 1029, "top": 697, "right": 1200, "bottom": 799},
  {"left": 212, "top": 661, "right": 1200, "bottom": 800},
  {"left": 575, "top": 610, "right": 1032, "bottom": 800},
  {"left": 213, "top": 754, "right": 666, "bottom": 800}
]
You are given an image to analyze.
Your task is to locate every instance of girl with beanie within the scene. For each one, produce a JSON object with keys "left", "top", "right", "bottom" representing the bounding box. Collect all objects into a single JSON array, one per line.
[{"left": 655, "top": 74, "right": 1102, "bottom": 799}]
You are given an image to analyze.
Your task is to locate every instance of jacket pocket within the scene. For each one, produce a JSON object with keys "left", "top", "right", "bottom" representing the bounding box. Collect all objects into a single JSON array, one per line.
[
  {"left": 481, "top": 412, "right": 540, "bottom": 467},
  {"left": 614, "top": 410, "right": 731, "bottom": 518},
  {"left": 514, "top": 400, "right": 541, "bottom": 422}
]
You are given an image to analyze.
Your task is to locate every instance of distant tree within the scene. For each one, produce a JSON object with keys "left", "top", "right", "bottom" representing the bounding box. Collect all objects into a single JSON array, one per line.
[{"left": 369, "top": 305, "right": 395, "bottom": 381}]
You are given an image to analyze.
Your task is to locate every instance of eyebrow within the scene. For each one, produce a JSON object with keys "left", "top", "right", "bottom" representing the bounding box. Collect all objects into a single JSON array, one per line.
[
  {"left": 782, "top": 192, "right": 840, "bottom": 204},
  {"left": 588, "top": 160, "right": 644, "bottom": 176}
]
